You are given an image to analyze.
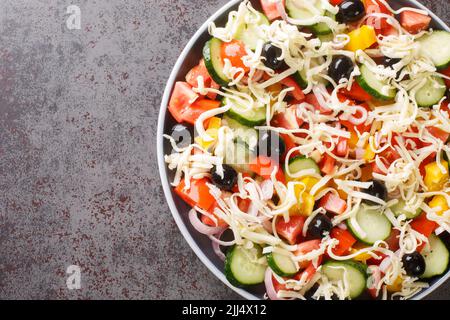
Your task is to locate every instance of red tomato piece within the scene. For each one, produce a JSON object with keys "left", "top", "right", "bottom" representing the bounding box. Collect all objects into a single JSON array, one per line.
[
  {"left": 319, "top": 153, "right": 336, "bottom": 175},
  {"left": 329, "top": 0, "right": 344, "bottom": 5},
  {"left": 385, "top": 228, "right": 400, "bottom": 251},
  {"left": 185, "top": 59, "right": 211, "bottom": 88},
  {"left": 201, "top": 202, "right": 228, "bottom": 227},
  {"left": 168, "top": 82, "right": 199, "bottom": 123},
  {"left": 426, "top": 127, "right": 450, "bottom": 144},
  {"left": 178, "top": 99, "right": 220, "bottom": 125},
  {"left": 260, "top": 0, "right": 284, "bottom": 21},
  {"left": 411, "top": 213, "right": 438, "bottom": 240},
  {"left": 305, "top": 93, "right": 332, "bottom": 114},
  {"left": 249, "top": 156, "right": 286, "bottom": 184},
  {"left": 174, "top": 178, "right": 216, "bottom": 212},
  {"left": 280, "top": 77, "right": 305, "bottom": 101},
  {"left": 275, "top": 215, "right": 306, "bottom": 245},
  {"left": 330, "top": 228, "right": 357, "bottom": 256},
  {"left": 364, "top": 0, "right": 392, "bottom": 32},
  {"left": 440, "top": 67, "right": 450, "bottom": 88},
  {"left": 221, "top": 40, "right": 249, "bottom": 73},
  {"left": 335, "top": 136, "right": 349, "bottom": 157},
  {"left": 339, "top": 81, "right": 373, "bottom": 102},
  {"left": 295, "top": 239, "right": 322, "bottom": 268},
  {"left": 400, "top": 10, "right": 431, "bottom": 34},
  {"left": 320, "top": 193, "right": 348, "bottom": 215}
]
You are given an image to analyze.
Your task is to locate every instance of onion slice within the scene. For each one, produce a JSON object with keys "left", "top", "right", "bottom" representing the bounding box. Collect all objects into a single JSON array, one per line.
[
  {"left": 264, "top": 268, "right": 281, "bottom": 300},
  {"left": 188, "top": 209, "right": 224, "bottom": 235}
]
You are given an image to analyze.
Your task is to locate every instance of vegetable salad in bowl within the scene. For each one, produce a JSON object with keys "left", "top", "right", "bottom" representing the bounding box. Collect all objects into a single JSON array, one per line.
[{"left": 163, "top": 0, "right": 450, "bottom": 300}]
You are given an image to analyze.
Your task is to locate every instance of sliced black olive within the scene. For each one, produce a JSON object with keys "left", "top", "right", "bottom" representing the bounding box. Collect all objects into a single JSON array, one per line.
[
  {"left": 262, "top": 43, "right": 288, "bottom": 71},
  {"left": 308, "top": 214, "right": 333, "bottom": 239},
  {"left": 328, "top": 55, "right": 355, "bottom": 84},
  {"left": 402, "top": 252, "right": 426, "bottom": 277},
  {"left": 170, "top": 124, "right": 193, "bottom": 148},
  {"left": 363, "top": 180, "right": 388, "bottom": 204},
  {"left": 257, "top": 130, "right": 286, "bottom": 161},
  {"left": 380, "top": 57, "right": 401, "bottom": 69},
  {"left": 210, "top": 164, "right": 238, "bottom": 191},
  {"left": 336, "top": 0, "right": 366, "bottom": 23}
]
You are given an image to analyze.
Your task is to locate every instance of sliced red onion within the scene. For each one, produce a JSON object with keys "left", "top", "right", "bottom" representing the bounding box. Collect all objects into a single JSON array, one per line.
[
  {"left": 262, "top": 218, "right": 273, "bottom": 233},
  {"left": 337, "top": 223, "right": 347, "bottom": 230},
  {"left": 435, "top": 226, "right": 445, "bottom": 236},
  {"left": 247, "top": 202, "right": 259, "bottom": 216},
  {"left": 188, "top": 209, "right": 224, "bottom": 235},
  {"left": 211, "top": 229, "right": 226, "bottom": 261},
  {"left": 265, "top": 268, "right": 281, "bottom": 300},
  {"left": 260, "top": 179, "right": 274, "bottom": 200}
]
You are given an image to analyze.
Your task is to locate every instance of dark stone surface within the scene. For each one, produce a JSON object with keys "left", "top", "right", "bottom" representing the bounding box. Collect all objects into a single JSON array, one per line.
[{"left": 0, "top": 0, "right": 448, "bottom": 300}]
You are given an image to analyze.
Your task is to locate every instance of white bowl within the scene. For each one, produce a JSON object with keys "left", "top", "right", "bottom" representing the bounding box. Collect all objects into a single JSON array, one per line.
[{"left": 157, "top": 0, "right": 450, "bottom": 300}]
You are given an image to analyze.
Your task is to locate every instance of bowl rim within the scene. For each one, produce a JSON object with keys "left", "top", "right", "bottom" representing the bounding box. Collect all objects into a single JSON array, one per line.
[{"left": 157, "top": 0, "right": 450, "bottom": 301}]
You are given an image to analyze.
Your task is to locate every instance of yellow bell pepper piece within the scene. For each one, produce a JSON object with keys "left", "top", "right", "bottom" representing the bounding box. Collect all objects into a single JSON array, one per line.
[
  {"left": 424, "top": 160, "right": 449, "bottom": 192},
  {"left": 386, "top": 276, "right": 403, "bottom": 293},
  {"left": 350, "top": 248, "right": 372, "bottom": 263},
  {"left": 299, "top": 176, "right": 320, "bottom": 192},
  {"left": 345, "top": 25, "right": 377, "bottom": 52},
  {"left": 289, "top": 185, "right": 315, "bottom": 216},
  {"left": 429, "top": 195, "right": 449, "bottom": 216},
  {"left": 348, "top": 130, "right": 359, "bottom": 150},
  {"left": 194, "top": 117, "right": 222, "bottom": 149},
  {"left": 360, "top": 165, "right": 373, "bottom": 182},
  {"left": 363, "top": 143, "right": 376, "bottom": 162}
]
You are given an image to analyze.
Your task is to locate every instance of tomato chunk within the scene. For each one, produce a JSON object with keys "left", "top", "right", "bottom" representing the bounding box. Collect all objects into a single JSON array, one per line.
[
  {"left": 364, "top": 0, "right": 392, "bottom": 32},
  {"left": 330, "top": 228, "right": 357, "bottom": 256},
  {"left": 411, "top": 213, "right": 438, "bottom": 240},
  {"left": 275, "top": 215, "right": 306, "bottom": 245},
  {"left": 178, "top": 98, "right": 220, "bottom": 125},
  {"left": 400, "top": 10, "right": 431, "bottom": 34},
  {"left": 221, "top": 40, "right": 249, "bottom": 73},
  {"left": 320, "top": 193, "right": 347, "bottom": 215},
  {"left": 280, "top": 77, "right": 305, "bottom": 101},
  {"left": 319, "top": 153, "right": 336, "bottom": 175},
  {"left": 174, "top": 178, "right": 216, "bottom": 212},
  {"left": 339, "top": 81, "right": 372, "bottom": 102},
  {"left": 168, "top": 82, "right": 199, "bottom": 123},
  {"left": 260, "top": 0, "right": 284, "bottom": 21},
  {"left": 249, "top": 156, "right": 286, "bottom": 184},
  {"left": 305, "top": 93, "right": 332, "bottom": 114}
]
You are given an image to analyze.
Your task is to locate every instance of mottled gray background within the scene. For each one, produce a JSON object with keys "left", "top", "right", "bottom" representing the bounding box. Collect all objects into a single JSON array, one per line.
[{"left": 0, "top": 0, "right": 448, "bottom": 300}]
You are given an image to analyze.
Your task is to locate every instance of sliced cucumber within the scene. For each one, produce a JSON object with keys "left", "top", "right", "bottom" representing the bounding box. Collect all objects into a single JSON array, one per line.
[
  {"left": 347, "top": 204, "right": 392, "bottom": 245},
  {"left": 357, "top": 64, "right": 397, "bottom": 100},
  {"left": 322, "top": 260, "right": 368, "bottom": 299},
  {"left": 266, "top": 252, "right": 297, "bottom": 277},
  {"left": 224, "top": 140, "right": 255, "bottom": 175},
  {"left": 415, "top": 76, "right": 446, "bottom": 108},
  {"left": 390, "top": 199, "right": 421, "bottom": 219},
  {"left": 421, "top": 234, "right": 450, "bottom": 279},
  {"left": 293, "top": 68, "right": 308, "bottom": 89},
  {"left": 223, "top": 115, "right": 258, "bottom": 149},
  {"left": 418, "top": 31, "right": 450, "bottom": 70},
  {"left": 285, "top": 155, "right": 321, "bottom": 179},
  {"left": 223, "top": 97, "right": 267, "bottom": 127},
  {"left": 285, "top": 0, "right": 325, "bottom": 25},
  {"left": 310, "top": 12, "right": 335, "bottom": 36},
  {"left": 235, "top": 13, "right": 269, "bottom": 50},
  {"left": 203, "top": 38, "right": 230, "bottom": 87},
  {"left": 225, "top": 245, "right": 266, "bottom": 287}
]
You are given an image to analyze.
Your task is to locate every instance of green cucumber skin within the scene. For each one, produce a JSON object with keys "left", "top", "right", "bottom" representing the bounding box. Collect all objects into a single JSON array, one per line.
[
  {"left": 419, "top": 31, "right": 450, "bottom": 70},
  {"left": 345, "top": 214, "right": 392, "bottom": 246},
  {"left": 356, "top": 74, "right": 395, "bottom": 101},
  {"left": 420, "top": 235, "right": 450, "bottom": 279},
  {"left": 285, "top": 156, "right": 320, "bottom": 176},
  {"left": 225, "top": 108, "right": 266, "bottom": 127},
  {"left": 224, "top": 245, "right": 266, "bottom": 287},
  {"left": 416, "top": 76, "right": 446, "bottom": 108},
  {"left": 203, "top": 39, "right": 229, "bottom": 87},
  {"left": 293, "top": 71, "right": 308, "bottom": 89},
  {"left": 266, "top": 253, "right": 297, "bottom": 277}
]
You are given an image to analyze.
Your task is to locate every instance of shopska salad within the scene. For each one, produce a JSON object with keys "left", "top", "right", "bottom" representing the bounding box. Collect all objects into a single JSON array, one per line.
[{"left": 164, "top": 0, "right": 450, "bottom": 300}]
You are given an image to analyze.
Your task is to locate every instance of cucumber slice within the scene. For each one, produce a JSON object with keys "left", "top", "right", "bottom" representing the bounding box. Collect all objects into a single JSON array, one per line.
[
  {"left": 203, "top": 38, "right": 230, "bottom": 87},
  {"left": 285, "top": 155, "right": 321, "bottom": 179},
  {"left": 223, "top": 115, "right": 258, "bottom": 149},
  {"left": 224, "top": 140, "right": 255, "bottom": 175},
  {"left": 418, "top": 31, "right": 450, "bottom": 70},
  {"left": 235, "top": 13, "right": 270, "bottom": 50},
  {"left": 293, "top": 68, "right": 308, "bottom": 89},
  {"left": 224, "top": 245, "right": 266, "bottom": 287},
  {"left": 347, "top": 204, "right": 392, "bottom": 245},
  {"left": 266, "top": 252, "right": 297, "bottom": 277},
  {"left": 357, "top": 64, "right": 397, "bottom": 100},
  {"left": 285, "top": 0, "right": 325, "bottom": 25},
  {"left": 310, "top": 12, "right": 335, "bottom": 36},
  {"left": 322, "top": 260, "right": 368, "bottom": 299},
  {"left": 223, "top": 97, "right": 267, "bottom": 127},
  {"left": 415, "top": 76, "right": 446, "bottom": 108},
  {"left": 421, "top": 234, "right": 450, "bottom": 279},
  {"left": 390, "top": 199, "right": 421, "bottom": 219}
]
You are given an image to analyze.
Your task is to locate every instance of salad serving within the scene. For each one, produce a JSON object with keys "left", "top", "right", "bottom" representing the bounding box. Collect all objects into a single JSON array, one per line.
[{"left": 163, "top": 0, "right": 450, "bottom": 300}]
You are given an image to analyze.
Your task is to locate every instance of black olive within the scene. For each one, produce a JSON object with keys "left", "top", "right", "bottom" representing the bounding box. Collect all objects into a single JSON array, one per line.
[
  {"left": 308, "top": 215, "right": 333, "bottom": 238},
  {"left": 336, "top": 0, "right": 366, "bottom": 23},
  {"left": 328, "top": 55, "right": 355, "bottom": 84},
  {"left": 170, "top": 124, "right": 193, "bottom": 148},
  {"left": 380, "top": 57, "right": 401, "bottom": 69},
  {"left": 402, "top": 252, "right": 426, "bottom": 277},
  {"left": 262, "top": 43, "right": 288, "bottom": 71},
  {"left": 210, "top": 164, "right": 238, "bottom": 191},
  {"left": 257, "top": 130, "right": 286, "bottom": 161},
  {"left": 363, "top": 180, "right": 388, "bottom": 204}
]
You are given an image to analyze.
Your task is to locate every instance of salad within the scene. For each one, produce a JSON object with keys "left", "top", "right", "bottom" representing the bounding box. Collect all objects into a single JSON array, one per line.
[{"left": 164, "top": 0, "right": 450, "bottom": 300}]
